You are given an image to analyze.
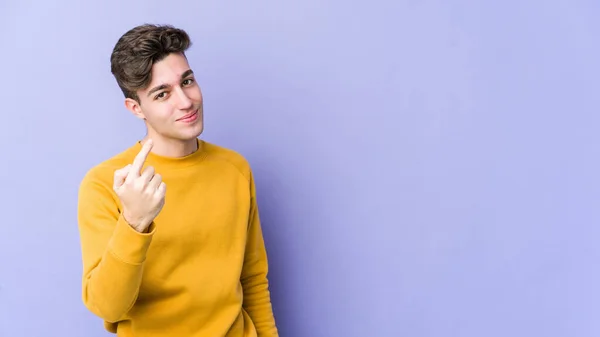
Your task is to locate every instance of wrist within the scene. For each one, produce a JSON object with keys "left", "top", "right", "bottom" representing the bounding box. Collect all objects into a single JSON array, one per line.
[{"left": 122, "top": 212, "right": 149, "bottom": 232}]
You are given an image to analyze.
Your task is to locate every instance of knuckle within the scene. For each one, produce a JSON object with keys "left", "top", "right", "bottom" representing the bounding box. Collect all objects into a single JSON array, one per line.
[{"left": 133, "top": 181, "right": 145, "bottom": 191}]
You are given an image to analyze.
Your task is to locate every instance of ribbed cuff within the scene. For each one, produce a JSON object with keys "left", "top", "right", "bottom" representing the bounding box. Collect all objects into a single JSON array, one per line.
[{"left": 108, "top": 214, "right": 155, "bottom": 265}]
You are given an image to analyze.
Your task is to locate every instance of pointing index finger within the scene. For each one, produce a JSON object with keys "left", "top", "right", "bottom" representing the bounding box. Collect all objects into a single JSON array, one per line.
[{"left": 131, "top": 139, "right": 153, "bottom": 177}]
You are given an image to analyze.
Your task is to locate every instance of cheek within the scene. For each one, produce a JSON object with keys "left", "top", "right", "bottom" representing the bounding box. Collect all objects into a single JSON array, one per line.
[{"left": 144, "top": 105, "right": 174, "bottom": 123}]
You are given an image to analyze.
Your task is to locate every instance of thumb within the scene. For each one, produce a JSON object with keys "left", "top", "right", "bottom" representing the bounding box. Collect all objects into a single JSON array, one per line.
[{"left": 113, "top": 164, "right": 132, "bottom": 190}]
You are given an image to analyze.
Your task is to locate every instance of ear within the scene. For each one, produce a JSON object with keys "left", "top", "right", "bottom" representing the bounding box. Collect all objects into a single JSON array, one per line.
[{"left": 124, "top": 97, "right": 146, "bottom": 120}]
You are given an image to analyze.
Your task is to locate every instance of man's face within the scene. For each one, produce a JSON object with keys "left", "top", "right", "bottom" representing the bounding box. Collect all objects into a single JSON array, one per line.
[{"left": 126, "top": 52, "right": 204, "bottom": 142}]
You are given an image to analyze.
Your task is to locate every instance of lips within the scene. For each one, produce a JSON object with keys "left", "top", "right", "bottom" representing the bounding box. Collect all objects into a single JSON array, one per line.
[{"left": 177, "top": 110, "right": 198, "bottom": 122}]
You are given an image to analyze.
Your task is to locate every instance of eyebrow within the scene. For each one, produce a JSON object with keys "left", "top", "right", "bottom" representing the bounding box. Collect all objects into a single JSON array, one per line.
[{"left": 147, "top": 69, "right": 195, "bottom": 97}]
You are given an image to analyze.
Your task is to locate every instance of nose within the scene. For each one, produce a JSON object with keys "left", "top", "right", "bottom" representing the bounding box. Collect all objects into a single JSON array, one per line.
[{"left": 174, "top": 87, "right": 193, "bottom": 110}]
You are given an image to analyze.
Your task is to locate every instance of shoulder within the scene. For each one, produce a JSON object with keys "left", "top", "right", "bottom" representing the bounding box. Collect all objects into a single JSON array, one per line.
[{"left": 202, "top": 140, "right": 253, "bottom": 181}]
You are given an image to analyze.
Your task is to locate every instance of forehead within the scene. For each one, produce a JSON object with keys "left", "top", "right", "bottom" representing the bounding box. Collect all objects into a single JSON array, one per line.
[{"left": 148, "top": 53, "right": 191, "bottom": 86}]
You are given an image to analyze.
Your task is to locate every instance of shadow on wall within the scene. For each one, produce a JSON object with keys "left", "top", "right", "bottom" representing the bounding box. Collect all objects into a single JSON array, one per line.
[
  {"left": 252, "top": 157, "right": 299, "bottom": 335},
  {"left": 200, "top": 44, "right": 328, "bottom": 335}
]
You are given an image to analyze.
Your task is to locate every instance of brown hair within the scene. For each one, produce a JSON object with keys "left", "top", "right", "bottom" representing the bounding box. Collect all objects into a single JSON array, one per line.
[{"left": 110, "top": 24, "right": 192, "bottom": 102}]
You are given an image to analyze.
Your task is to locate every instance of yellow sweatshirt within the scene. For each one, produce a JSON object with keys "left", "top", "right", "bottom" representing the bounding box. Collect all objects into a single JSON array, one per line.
[{"left": 77, "top": 139, "right": 278, "bottom": 337}]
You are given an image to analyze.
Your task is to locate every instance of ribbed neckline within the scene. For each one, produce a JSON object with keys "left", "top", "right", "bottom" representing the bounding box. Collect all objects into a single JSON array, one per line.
[{"left": 130, "top": 138, "right": 209, "bottom": 170}]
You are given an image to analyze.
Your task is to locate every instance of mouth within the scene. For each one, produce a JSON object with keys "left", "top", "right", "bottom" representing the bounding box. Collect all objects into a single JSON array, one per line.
[{"left": 177, "top": 110, "right": 199, "bottom": 123}]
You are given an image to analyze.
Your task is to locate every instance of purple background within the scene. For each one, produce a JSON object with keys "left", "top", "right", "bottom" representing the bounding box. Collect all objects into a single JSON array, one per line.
[{"left": 2, "top": 0, "right": 600, "bottom": 336}]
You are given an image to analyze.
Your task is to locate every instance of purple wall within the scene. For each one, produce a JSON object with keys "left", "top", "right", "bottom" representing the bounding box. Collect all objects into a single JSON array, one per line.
[{"left": 2, "top": 1, "right": 600, "bottom": 336}]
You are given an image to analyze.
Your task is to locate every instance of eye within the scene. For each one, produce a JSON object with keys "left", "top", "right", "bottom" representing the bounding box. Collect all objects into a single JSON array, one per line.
[
  {"left": 155, "top": 92, "right": 167, "bottom": 100},
  {"left": 182, "top": 78, "right": 194, "bottom": 86}
]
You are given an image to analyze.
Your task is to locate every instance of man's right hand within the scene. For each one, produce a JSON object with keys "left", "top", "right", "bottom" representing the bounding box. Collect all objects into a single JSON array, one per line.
[{"left": 113, "top": 139, "right": 166, "bottom": 233}]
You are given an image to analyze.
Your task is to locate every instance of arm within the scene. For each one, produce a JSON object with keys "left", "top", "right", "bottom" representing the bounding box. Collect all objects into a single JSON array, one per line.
[
  {"left": 77, "top": 172, "right": 155, "bottom": 322},
  {"left": 240, "top": 171, "right": 279, "bottom": 336}
]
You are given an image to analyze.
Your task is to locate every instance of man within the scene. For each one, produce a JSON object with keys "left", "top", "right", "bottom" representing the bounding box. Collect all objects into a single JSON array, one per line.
[{"left": 76, "top": 24, "right": 279, "bottom": 336}]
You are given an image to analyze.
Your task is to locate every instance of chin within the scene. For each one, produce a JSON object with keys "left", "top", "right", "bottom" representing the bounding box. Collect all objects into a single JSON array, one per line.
[{"left": 182, "top": 124, "right": 204, "bottom": 140}]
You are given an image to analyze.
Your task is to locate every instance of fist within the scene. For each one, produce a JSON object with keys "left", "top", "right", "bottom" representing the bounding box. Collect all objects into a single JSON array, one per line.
[{"left": 113, "top": 139, "right": 166, "bottom": 232}]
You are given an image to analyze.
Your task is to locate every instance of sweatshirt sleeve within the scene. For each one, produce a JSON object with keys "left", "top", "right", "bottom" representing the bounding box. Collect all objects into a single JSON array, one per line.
[
  {"left": 240, "top": 170, "right": 279, "bottom": 336},
  {"left": 77, "top": 170, "right": 156, "bottom": 323}
]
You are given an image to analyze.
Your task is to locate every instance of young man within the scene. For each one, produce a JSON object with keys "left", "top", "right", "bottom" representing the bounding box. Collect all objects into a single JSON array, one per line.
[{"left": 77, "top": 24, "right": 279, "bottom": 336}]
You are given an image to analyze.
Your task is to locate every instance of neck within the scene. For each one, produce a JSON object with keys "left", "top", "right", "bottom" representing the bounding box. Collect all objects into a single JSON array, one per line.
[{"left": 141, "top": 134, "right": 199, "bottom": 158}]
